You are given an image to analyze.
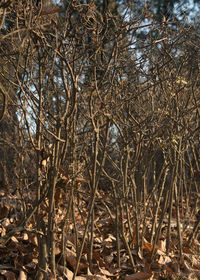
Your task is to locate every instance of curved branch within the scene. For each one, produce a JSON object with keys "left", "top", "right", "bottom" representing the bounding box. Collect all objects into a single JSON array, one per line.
[{"left": 0, "top": 83, "right": 7, "bottom": 122}]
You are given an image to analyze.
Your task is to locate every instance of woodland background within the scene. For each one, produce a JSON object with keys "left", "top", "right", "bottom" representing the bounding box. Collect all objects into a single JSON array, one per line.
[{"left": 0, "top": 0, "right": 200, "bottom": 279}]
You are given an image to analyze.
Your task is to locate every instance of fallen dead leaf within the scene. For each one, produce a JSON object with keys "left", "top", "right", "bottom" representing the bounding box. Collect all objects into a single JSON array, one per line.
[
  {"left": 142, "top": 238, "right": 157, "bottom": 257},
  {"left": 18, "top": 270, "right": 27, "bottom": 280},
  {"left": 99, "top": 267, "right": 114, "bottom": 276},
  {"left": 57, "top": 265, "right": 73, "bottom": 280},
  {"left": 57, "top": 265, "right": 86, "bottom": 280},
  {"left": 22, "top": 233, "right": 28, "bottom": 241},
  {"left": 11, "top": 236, "right": 19, "bottom": 243},
  {"left": 87, "top": 275, "right": 107, "bottom": 280},
  {"left": 1, "top": 270, "right": 16, "bottom": 280},
  {"left": 125, "top": 272, "right": 153, "bottom": 280},
  {"left": 183, "top": 247, "right": 194, "bottom": 254},
  {"left": 25, "top": 259, "right": 38, "bottom": 269},
  {"left": 158, "top": 255, "right": 171, "bottom": 265},
  {"left": 27, "top": 232, "right": 38, "bottom": 246},
  {"left": 158, "top": 239, "right": 166, "bottom": 252},
  {"left": 65, "top": 248, "right": 87, "bottom": 273}
]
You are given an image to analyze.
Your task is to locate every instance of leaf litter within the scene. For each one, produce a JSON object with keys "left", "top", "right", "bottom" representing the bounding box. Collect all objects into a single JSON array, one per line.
[{"left": 0, "top": 186, "right": 200, "bottom": 280}]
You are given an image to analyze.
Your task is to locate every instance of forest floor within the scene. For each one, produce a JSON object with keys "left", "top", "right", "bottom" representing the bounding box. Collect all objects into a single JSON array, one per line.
[{"left": 0, "top": 184, "right": 200, "bottom": 280}]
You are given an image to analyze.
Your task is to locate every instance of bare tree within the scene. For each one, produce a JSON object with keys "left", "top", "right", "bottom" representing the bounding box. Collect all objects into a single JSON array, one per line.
[{"left": 0, "top": 1, "right": 199, "bottom": 278}]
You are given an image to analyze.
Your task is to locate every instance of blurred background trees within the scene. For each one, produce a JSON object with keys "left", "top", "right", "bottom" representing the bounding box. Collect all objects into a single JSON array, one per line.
[{"left": 0, "top": 0, "right": 199, "bottom": 278}]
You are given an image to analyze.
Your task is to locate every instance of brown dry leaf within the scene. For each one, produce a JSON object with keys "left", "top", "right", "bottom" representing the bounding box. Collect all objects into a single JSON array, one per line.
[
  {"left": 93, "top": 250, "right": 107, "bottom": 268},
  {"left": 142, "top": 238, "right": 157, "bottom": 257},
  {"left": 25, "top": 258, "right": 38, "bottom": 269},
  {"left": 26, "top": 232, "right": 38, "bottom": 246},
  {"left": 57, "top": 265, "right": 73, "bottom": 280},
  {"left": 55, "top": 246, "right": 61, "bottom": 256},
  {"left": 18, "top": 270, "right": 27, "bottom": 280},
  {"left": 104, "top": 234, "right": 116, "bottom": 243},
  {"left": 11, "top": 236, "right": 19, "bottom": 243},
  {"left": 57, "top": 265, "right": 73, "bottom": 279},
  {"left": 183, "top": 247, "right": 194, "bottom": 254},
  {"left": 0, "top": 225, "right": 6, "bottom": 236},
  {"left": 125, "top": 272, "right": 153, "bottom": 280},
  {"left": 143, "top": 242, "right": 152, "bottom": 253},
  {"left": 167, "top": 261, "right": 179, "bottom": 273},
  {"left": 65, "top": 248, "right": 87, "bottom": 273},
  {"left": 99, "top": 267, "right": 114, "bottom": 276},
  {"left": 66, "top": 238, "right": 77, "bottom": 251},
  {"left": 158, "top": 239, "right": 166, "bottom": 252},
  {"left": 65, "top": 247, "right": 77, "bottom": 269},
  {"left": 2, "top": 218, "right": 10, "bottom": 227},
  {"left": 40, "top": 5, "right": 62, "bottom": 16},
  {"left": 1, "top": 270, "right": 16, "bottom": 280},
  {"left": 57, "top": 265, "right": 86, "bottom": 280},
  {"left": 22, "top": 233, "right": 28, "bottom": 241},
  {"left": 87, "top": 275, "right": 107, "bottom": 280},
  {"left": 158, "top": 255, "right": 171, "bottom": 265}
]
